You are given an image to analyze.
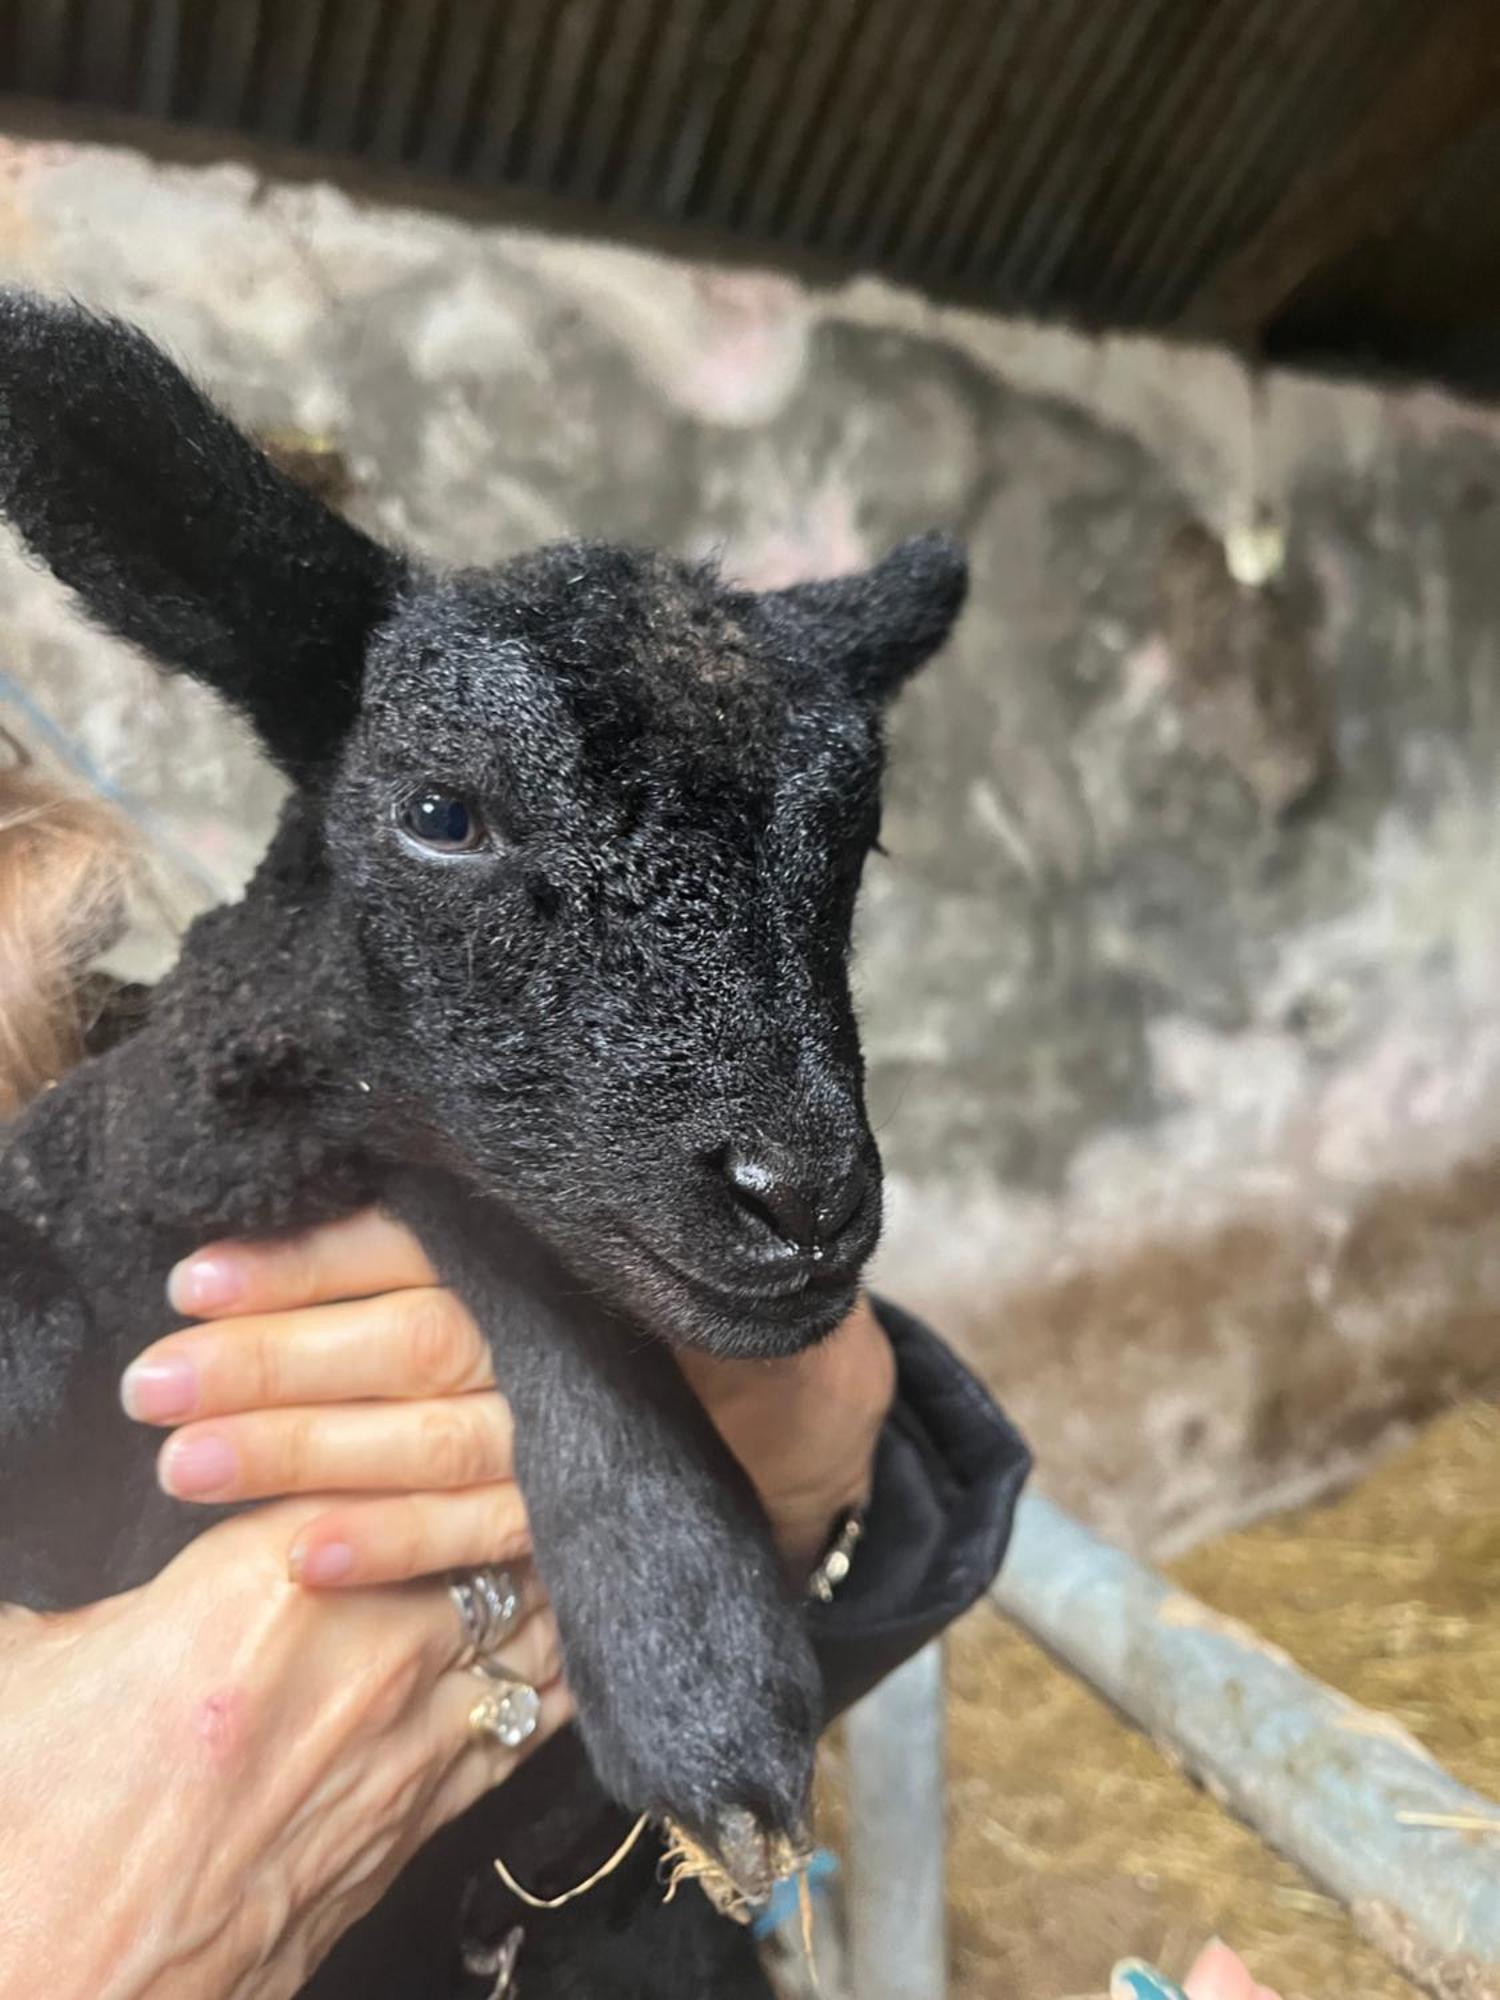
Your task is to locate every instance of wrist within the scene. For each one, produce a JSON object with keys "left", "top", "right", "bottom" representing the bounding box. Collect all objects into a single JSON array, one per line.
[
  {"left": 696, "top": 1296, "right": 894, "bottom": 1577},
  {"left": 0, "top": 1600, "right": 225, "bottom": 2000},
  {"left": 774, "top": 1461, "right": 874, "bottom": 1579},
  {"left": 804, "top": 1503, "right": 868, "bottom": 1602}
]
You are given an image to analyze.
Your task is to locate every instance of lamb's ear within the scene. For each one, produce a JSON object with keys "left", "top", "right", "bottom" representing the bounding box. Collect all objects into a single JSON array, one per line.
[
  {"left": 766, "top": 533, "right": 968, "bottom": 700},
  {"left": 0, "top": 293, "right": 404, "bottom": 776}
]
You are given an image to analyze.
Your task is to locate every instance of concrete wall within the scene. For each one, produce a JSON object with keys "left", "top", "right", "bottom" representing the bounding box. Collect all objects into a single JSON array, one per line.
[{"left": 6, "top": 134, "right": 1500, "bottom": 1552}]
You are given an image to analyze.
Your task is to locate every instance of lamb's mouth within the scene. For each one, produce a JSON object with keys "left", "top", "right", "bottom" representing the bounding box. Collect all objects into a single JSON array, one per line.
[{"left": 622, "top": 1232, "right": 861, "bottom": 1344}]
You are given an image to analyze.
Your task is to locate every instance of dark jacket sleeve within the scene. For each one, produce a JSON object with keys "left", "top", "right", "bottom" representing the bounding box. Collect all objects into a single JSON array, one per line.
[{"left": 808, "top": 1295, "right": 1031, "bottom": 1717}]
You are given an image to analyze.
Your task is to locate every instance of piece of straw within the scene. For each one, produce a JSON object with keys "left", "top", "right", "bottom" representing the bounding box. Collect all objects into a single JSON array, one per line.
[
  {"left": 659, "top": 1819, "right": 755, "bottom": 1921},
  {"left": 1395, "top": 1808, "right": 1500, "bottom": 1834},
  {"left": 493, "top": 1812, "right": 650, "bottom": 1910}
]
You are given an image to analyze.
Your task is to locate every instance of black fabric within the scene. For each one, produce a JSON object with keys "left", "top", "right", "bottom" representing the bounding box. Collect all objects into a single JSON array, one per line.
[
  {"left": 307, "top": 1299, "right": 1029, "bottom": 1998},
  {"left": 809, "top": 1295, "right": 1031, "bottom": 1717}
]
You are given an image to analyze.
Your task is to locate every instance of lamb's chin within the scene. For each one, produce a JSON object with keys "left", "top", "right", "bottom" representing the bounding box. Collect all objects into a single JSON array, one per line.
[
  {"left": 635, "top": 1260, "right": 858, "bottom": 1362},
  {"left": 538, "top": 1217, "right": 860, "bottom": 1358}
]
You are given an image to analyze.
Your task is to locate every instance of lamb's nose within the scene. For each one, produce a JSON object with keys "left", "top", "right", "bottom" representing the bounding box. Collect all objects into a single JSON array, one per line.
[{"left": 721, "top": 1145, "right": 870, "bottom": 1252}]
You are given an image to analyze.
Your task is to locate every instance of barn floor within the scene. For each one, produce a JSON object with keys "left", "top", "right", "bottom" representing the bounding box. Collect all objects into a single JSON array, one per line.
[{"left": 816, "top": 1401, "right": 1500, "bottom": 1999}]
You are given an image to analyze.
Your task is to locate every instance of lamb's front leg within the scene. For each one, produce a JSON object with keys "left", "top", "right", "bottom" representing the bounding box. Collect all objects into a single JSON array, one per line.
[{"left": 391, "top": 1174, "right": 822, "bottom": 1904}]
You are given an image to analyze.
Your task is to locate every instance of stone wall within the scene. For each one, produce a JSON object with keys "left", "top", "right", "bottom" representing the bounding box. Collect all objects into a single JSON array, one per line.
[{"left": 6, "top": 134, "right": 1500, "bottom": 1551}]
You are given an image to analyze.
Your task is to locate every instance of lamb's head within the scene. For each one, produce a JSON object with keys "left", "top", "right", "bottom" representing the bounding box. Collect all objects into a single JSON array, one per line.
[
  {"left": 0, "top": 295, "right": 964, "bottom": 1357},
  {"left": 331, "top": 535, "right": 962, "bottom": 1356}
]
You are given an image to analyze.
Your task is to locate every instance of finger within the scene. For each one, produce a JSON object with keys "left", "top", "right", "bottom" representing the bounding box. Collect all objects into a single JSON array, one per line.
[
  {"left": 1183, "top": 1942, "right": 1281, "bottom": 2000},
  {"left": 399, "top": 1556, "right": 558, "bottom": 1686},
  {"left": 424, "top": 1611, "right": 571, "bottom": 1823},
  {"left": 289, "top": 1486, "right": 536, "bottom": 1589},
  {"left": 166, "top": 1209, "right": 438, "bottom": 1319},
  {"left": 436, "top": 1593, "right": 566, "bottom": 1690},
  {"left": 156, "top": 1394, "right": 516, "bottom": 1503},
  {"left": 122, "top": 1286, "right": 494, "bottom": 1424},
  {"left": 427, "top": 1677, "right": 574, "bottom": 1836}
]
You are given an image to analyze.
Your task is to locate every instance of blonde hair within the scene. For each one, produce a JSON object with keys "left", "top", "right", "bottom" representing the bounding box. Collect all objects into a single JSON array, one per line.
[{"left": 0, "top": 748, "right": 138, "bottom": 1119}]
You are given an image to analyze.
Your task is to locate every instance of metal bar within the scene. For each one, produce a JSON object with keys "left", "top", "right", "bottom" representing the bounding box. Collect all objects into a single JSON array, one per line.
[
  {"left": 253, "top": 0, "right": 328, "bottom": 142},
  {"left": 893, "top": 0, "right": 1038, "bottom": 277},
  {"left": 914, "top": 0, "right": 1071, "bottom": 285},
  {"left": 696, "top": 0, "right": 812, "bottom": 229},
  {"left": 1046, "top": 0, "right": 1239, "bottom": 320},
  {"left": 958, "top": 0, "right": 1130, "bottom": 291},
  {"left": 1067, "top": 0, "right": 1256, "bottom": 319},
  {"left": 777, "top": 0, "right": 912, "bottom": 249},
  {"left": 612, "top": 0, "right": 724, "bottom": 212},
  {"left": 499, "top": 0, "right": 576, "bottom": 184},
  {"left": 1139, "top": 0, "right": 1365, "bottom": 323},
  {"left": 993, "top": 1493, "right": 1500, "bottom": 1991},
  {"left": 76, "top": 0, "right": 142, "bottom": 107},
  {"left": 304, "top": 0, "right": 383, "bottom": 154},
  {"left": 1117, "top": 0, "right": 1346, "bottom": 323},
  {"left": 15, "top": 0, "right": 74, "bottom": 97},
  {"left": 538, "top": 0, "right": 626, "bottom": 193},
  {"left": 998, "top": 0, "right": 1178, "bottom": 303},
  {"left": 659, "top": 0, "right": 771, "bottom": 220},
  {"left": 852, "top": 0, "right": 1009, "bottom": 266},
  {"left": 563, "top": 0, "right": 664, "bottom": 200},
  {"left": 198, "top": 0, "right": 264, "bottom": 129},
  {"left": 136, "top": 0, "right": 182, "bottom": 118},
  {"left": 997, "top": 0, "right": 1200, "bottom": 302},
  {"left": 363, "top": 0, "right": 445, "bottom": 164},
  {"left": 469, "top": 0, "right": 565, "bottom": 184},
  {"left": 739, "top": 0, "right": 863, "bottom": 237},
  {"left": 411, "top": 0, "right": 501, "bottom": 177},
  {"left": 821, "top": 0, "right": 965, "bottom": 255},
  {"left": 608, "top": 0, "right": 712, "bottom": 211},
  {"left": 845, "top": 1642, "right": 947, "bottom": 2000}
]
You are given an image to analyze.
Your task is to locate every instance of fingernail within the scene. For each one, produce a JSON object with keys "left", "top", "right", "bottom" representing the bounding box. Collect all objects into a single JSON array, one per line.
[
  {"left": 1110, "top": 1964, "right": 1192, "bottom": 2000},
  {"left": 159, "top": 1432, "right": 237, "bottom": 1499},
  {"left": 121, "top": 1354, "right": 197, "bottom": 1422},
  {"left": 290, "top": 1539, "right": 355, "bottom": 1587},
  {"left": 167, "top": 1254, "right": 244, "bottom": 1316}
]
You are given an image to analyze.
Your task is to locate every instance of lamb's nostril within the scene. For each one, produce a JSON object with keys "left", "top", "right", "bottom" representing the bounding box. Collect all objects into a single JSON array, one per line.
[
  {"left": 722, "top": 1147, "right": 818, "bottom": 1249},
  {"left": 720, "top": 1147, "right": 870, "bottom": 1253}
]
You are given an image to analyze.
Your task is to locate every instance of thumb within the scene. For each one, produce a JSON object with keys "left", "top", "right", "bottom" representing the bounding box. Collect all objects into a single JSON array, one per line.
[{"left": 1184, "top": 1938, "right": 1282, "bottom": 2000}]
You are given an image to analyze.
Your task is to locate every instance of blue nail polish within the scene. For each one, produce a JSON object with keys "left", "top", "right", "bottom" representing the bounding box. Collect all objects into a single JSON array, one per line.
[{"left": 1110, "top": 1962, "right": 1192, "bottom": 2000}]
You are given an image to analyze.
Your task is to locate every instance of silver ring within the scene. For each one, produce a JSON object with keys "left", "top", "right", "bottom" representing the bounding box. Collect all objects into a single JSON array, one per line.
[
  {"left": 467, "top": 1659, "right": 541, "bottom": 1749},
  {"left": 448, "top": 1565, "right": 523, "bottom": 1668}
]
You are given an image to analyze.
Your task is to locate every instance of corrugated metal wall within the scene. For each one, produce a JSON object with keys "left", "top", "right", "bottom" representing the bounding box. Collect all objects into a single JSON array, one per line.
[{"left": 1, "top": 0, "right": 1497, "bottom": 388}]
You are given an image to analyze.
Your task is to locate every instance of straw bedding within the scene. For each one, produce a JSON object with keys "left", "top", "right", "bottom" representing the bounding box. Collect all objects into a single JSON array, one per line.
[{"left": 820, "top": 1403, "right": 1500, "bottom": 1998}]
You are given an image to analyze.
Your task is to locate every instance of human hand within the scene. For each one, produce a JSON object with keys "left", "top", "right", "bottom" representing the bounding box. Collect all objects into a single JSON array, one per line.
[
  {"left": 676, "top": 1297, "right": 895, "bottom": 1574},
  {"left": 0, "top": 1500, "right": 566, "bottom": 2000},
  {"left": 123, "top": 1207, "right": 895, "bottom": 1585},
  {"left": 123, "top": 1209, "right": 526, "bottom": 1590},
  {"left": 1111, "top": 1941, "right": 1284, "bottom": 2000}
]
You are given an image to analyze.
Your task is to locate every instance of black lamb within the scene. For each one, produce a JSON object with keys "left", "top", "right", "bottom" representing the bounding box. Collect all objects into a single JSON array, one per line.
[{"left": 0, "top": 294, "right": 967, "bottom": 1996}]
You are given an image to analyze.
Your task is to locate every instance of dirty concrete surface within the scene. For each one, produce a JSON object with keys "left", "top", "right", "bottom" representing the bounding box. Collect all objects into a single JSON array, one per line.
[{"left": 3, "top": 134, "right": 1500, "bottom": 1566}]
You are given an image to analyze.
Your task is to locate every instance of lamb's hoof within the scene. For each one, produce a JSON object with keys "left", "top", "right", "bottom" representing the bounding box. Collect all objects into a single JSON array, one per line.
[{"left": 662, "top": 1808, "right": 813, "bottom": 1921}]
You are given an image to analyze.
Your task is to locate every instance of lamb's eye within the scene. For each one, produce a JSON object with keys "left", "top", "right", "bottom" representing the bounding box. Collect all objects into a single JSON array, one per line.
[{"left": 398, "top": 790, "right": 486, "bottom": 854}]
